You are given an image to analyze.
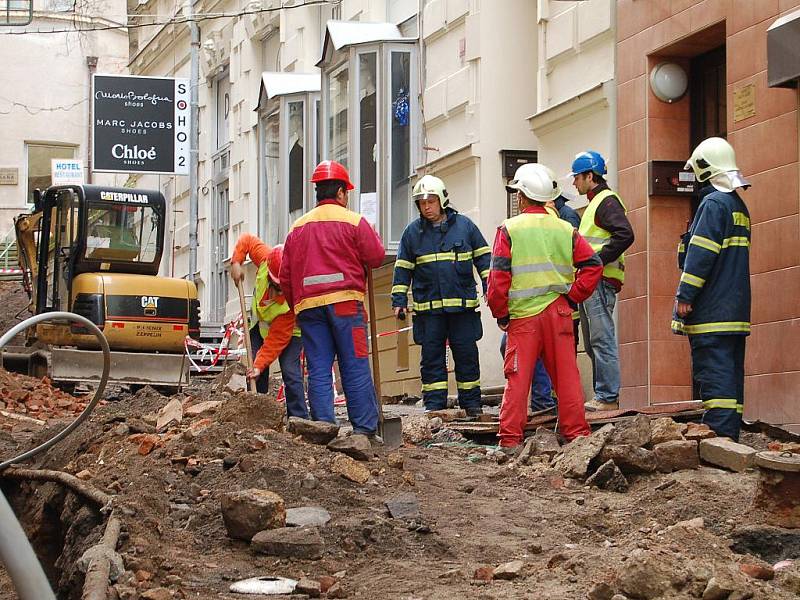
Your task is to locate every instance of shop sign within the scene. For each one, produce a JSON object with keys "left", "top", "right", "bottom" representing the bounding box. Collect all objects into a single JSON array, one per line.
[{"left": 93, "top": 74, "right": 190, "bottom": 175}]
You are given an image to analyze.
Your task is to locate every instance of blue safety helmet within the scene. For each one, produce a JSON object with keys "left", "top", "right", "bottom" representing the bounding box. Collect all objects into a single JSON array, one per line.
[{"left": 570, "top": 151, "right": 607, "bottom": 177}]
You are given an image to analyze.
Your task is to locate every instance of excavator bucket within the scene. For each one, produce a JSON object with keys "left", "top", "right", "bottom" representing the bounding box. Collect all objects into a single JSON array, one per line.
[{"left": 50, "top": 348, "right": 189, "bottom": 389}]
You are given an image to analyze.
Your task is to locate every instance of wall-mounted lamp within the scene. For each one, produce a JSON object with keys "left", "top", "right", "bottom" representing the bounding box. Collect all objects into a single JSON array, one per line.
[{"left": 649, "top": 62, "right": 688, "bottom": 103}]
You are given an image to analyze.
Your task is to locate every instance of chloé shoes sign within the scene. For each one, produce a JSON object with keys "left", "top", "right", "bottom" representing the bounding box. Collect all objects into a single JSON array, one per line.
[{"left": 92, "top": 74, "right": 190, "bottom": 175}]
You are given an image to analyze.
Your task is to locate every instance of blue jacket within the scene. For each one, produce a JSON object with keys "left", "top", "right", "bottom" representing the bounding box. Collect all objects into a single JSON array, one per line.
[
  {"left": 672, "top": 185, "right": 751, "bottom": 336},
  {"left": 554, "top": 195, "right": 581, "bottom": 229},
  {"left": 392, "top": 208, "right": 491, "bottom": 313}
]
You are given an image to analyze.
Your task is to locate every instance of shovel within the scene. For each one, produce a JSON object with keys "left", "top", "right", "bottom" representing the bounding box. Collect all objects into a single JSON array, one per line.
[
  {"left": 366, "top": 268, "right": 403, "bottom": 449},
  {"left": 236, "top": 279, "right": 258, "bottom": 394}
]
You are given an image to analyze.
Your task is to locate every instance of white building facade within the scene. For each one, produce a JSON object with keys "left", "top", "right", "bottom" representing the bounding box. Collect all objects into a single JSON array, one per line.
[
  {"left": 0, "top": 0, "right": 129, "bottom": 239},
  {"left": 129, "top": 0, "right": 611, "bottom": 394}
]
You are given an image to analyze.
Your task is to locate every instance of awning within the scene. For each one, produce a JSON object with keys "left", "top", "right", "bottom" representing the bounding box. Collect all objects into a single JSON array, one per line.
[
  {"left": 317, "top": 20, "right": 415, "bottom": 67},
  {"left": 254, "top": 72, "right": 321, "bottom": 111}
]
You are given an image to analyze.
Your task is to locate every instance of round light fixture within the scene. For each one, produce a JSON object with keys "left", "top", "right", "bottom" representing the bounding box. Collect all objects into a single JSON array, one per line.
[{"left": 649, "top": 62, "right": 688, "bottom": 103}]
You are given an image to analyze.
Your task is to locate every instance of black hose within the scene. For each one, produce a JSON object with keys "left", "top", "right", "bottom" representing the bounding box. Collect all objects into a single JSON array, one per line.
[{"left": 0, "top": 312, "right": 111, "bottom": 471}]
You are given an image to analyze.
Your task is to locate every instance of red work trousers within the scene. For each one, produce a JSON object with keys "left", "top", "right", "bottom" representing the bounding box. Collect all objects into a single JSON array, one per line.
[{"left": 499, "top": 296, "right": 591, "bottom": 447}]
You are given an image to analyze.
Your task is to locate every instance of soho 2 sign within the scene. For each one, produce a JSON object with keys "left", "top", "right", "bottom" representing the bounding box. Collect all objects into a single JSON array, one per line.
[{"left": 92, "top": 75, "right": 190, "bottom": 175}]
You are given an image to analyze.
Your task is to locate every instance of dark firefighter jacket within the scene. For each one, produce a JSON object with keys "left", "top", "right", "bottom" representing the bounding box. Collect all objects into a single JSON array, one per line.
[
  {"left": 391, "top": 208, "right": 491, "bottom": 313},
  {"left": 672, "top": 185, "right": 751, "bottom": 336}
]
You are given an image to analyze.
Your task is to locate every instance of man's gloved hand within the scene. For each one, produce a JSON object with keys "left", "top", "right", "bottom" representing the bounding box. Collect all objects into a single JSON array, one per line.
[
  {"left": 675, "top": 300, "right": 693, "bottom": 318},
  {"left": 231, "top": 262, "right": 245, "bottom": 284},
  {"left": 496, "top": 315, "right": 510, "bottom": 331},
  {"left": 393, "top": 306, "right": 408, "bottom": 320},
  {"left": 246, "top": 367, "right": 262, "bottom": 380}
]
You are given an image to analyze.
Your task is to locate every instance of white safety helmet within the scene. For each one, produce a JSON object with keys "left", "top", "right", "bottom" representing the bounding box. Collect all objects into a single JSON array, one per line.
[
  {"left": 685, "top": 137, "right": 739, "bottom": 183},
  {"left": 412, "top": 175, "right": 449, "bottom": 209},
  {"left": 506, "top": 163, "right": 561, "bottom": 203}
]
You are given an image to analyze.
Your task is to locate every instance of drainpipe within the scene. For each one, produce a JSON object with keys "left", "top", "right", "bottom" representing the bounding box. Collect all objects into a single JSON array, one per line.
[
  {"left": 86, "top": 56, "right": 98, "bottom": 184},
  {"left": 188, "top": 0, "right": 200, "bottom": 282}
]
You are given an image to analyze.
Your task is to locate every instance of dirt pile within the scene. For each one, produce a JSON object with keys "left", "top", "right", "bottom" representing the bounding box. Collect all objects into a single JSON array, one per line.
[
  {"left": 3, "top": 380, "right": 800, "bottom": 599},
  {"left": 0, "top": 368, "right": 92, "bottom": 427}
]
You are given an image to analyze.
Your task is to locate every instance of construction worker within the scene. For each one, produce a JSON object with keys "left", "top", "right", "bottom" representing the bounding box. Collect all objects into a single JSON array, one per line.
[
  {"left": 572, "top": 150, "right": 634, "bottom": 411},
  {"left": 391, "top": 175, "right": 491, "bottom": 416},
  {"left": 231, "top": 236, "right": 307, "bottom": 419},
  {"left": 488, "top": 163, "right": 601, "bottom": 449},
  {"left": 673, "top": 137, "right": 751, "bottom": 440},
  {"left": 280, "top": 160, "right": 385, "bottom": 443},
  {"left": 498, "top": 188, "right": 582, "bottom": 414}
]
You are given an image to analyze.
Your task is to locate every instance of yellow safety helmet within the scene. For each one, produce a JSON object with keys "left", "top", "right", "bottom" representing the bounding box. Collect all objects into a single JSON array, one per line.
[
  {"left": 685, "top": 137, "right": 739, "bottom": 183},
  {"left": 412, "top": 175, "right": 449, "bottom": 209}
]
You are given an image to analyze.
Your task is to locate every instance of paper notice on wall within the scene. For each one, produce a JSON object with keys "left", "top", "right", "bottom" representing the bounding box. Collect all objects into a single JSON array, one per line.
[{"left": 360, "top": 192, "right": 377, "bottom": 226}]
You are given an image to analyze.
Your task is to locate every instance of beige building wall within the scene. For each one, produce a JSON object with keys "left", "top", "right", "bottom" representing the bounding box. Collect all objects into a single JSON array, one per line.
[
  {"left": 530, "top": 0, "right": 616, "bottom": 195},
  {"left": 420, "top": 0, "right": 539, "bottom": 387},
  {"left": 0, "top": 0, "right": 129, "bottom": 236}
]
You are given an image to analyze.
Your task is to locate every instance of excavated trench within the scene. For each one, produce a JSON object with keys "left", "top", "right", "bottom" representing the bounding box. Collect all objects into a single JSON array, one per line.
[{"left": 2, "top": 478, "right": 105, "bottom": 599}]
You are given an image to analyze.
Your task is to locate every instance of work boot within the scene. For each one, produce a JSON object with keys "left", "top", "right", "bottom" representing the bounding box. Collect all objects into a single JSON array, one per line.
[
  {"left": 498, "top": 445, "right": 522, "bottom": 458},
  {"left": 584, "top": 398, "right": 619, "bottom": 412}
]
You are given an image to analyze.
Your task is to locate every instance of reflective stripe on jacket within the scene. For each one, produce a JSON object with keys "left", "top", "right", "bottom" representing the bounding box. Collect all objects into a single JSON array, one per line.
[
  {"left": 487, "top": 205, "right": 603, "bottom": 321},
  {"left": 505, "top": 211, "right": 575, "bottom": 319},
  {"left": 231, "top": 233, "right": 298, "bottom": 372},
  {"left": 579, "top": 189, "right": 627, "bottom": 284},
  {"left": 672, "top": 185, "right": 751, "bottom": 336},
  {"left": 280, "top": 200, "right": 386, "bottom": 314},
  {"left": 391, "top": 208, "right": 491, "bottom": 314},
  {"left": 252, "top": 261, "right": 301, "bottom": 338}
]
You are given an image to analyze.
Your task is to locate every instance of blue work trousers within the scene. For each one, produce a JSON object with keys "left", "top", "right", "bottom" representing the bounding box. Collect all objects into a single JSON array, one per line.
[
  {"left": 579, "top": 280, "right": 621, "bottom": 403},
  {"left": 413, "top": 311, "right": 482, "bottom": 411},
  {"left": 296, "top": 301, "right": 379, "bottom": 435},
  {"left": 690, "top": 334, "right": 746, "bottom": 441},
  {"left": 250, "top": 327, "right": 308, "bottom": 419},
  {"left": 499, "top": 333, "right": 556, "bottom": 411}
]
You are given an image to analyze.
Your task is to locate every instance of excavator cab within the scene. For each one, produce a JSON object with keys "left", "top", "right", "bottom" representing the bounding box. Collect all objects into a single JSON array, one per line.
[{"left": 13, "top": 185, "right": 199, "bottom": 388}]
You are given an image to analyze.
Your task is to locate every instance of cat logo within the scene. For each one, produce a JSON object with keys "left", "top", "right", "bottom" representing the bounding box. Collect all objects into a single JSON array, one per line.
[{"left": 141, "top": 295, "right": 160, "bottom": 317}]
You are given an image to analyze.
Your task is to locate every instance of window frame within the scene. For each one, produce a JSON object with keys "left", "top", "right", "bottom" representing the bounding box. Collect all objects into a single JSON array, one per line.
[
  {"left": 25, "top": 142, "right": 77, "bottom": 208},
  {"left": 319, "top": 40, "right": 420, "bottom": 252},
  {"left": 258, "top": 91, "right": 320, "bottom": 246}
]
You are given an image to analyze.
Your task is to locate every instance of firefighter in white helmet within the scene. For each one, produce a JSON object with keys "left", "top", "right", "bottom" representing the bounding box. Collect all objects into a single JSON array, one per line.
[
  {"left": 673, "top": 137, "right": 751, "bottom": 440},
  {"left": 390, "top": 174, "right": 491, "bottom": 416}
]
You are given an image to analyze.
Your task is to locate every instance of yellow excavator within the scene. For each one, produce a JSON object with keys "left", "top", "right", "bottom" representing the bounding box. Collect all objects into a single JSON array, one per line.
[{"left": 9, "top": 184, "right": 199, "bottom": 388}]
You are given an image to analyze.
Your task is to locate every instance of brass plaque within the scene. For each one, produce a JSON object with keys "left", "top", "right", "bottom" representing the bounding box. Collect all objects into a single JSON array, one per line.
[
  {"left": 733, "top": 84, "right": 756, "bottom": 122},
  {"left": 0, "top": 168, "right": 18, "bottom": 185}
]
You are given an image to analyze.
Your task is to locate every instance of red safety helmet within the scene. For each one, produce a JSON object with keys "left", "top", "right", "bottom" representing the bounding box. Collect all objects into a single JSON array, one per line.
[
  {"left": 267, "top": 244, "right": 283, "bottom": 285},
  {"left": 310, "top": 160, "right": 354, "bottom": 191}
]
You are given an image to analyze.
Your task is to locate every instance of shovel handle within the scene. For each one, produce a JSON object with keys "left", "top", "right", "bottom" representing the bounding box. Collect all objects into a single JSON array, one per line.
[
  {"left": 236, "top": 279, "right": 258, "bottom": 393},
  {"left": 366, "top": 269, "right": 384, "bottom": 426}
]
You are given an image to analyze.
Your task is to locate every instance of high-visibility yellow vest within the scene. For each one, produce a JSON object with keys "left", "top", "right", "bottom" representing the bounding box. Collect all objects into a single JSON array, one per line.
[
  {"left": 578, "top": 188, "right": 626, "bottom": 283},
  {"left": 252, "top": 262, "right": 301, "bottom": 338},
  {"left": 505, "top": 211, "right": 575, "bottom": 319}
]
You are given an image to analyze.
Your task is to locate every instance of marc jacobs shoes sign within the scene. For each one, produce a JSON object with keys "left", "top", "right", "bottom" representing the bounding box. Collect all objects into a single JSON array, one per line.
[{"left": 92, "top": 74, "right": 190, "bottom": 175}]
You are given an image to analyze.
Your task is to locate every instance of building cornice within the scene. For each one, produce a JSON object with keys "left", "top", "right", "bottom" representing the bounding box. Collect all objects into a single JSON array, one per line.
[{"left": 527, "top": 79, "right": 613, "bottom": 136}]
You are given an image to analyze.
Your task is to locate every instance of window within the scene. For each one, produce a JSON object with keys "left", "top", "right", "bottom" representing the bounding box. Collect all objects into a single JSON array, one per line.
[
  {"left": 211, "top": 183, "right": 230, "bottom": 322},
  {"left": 328, "top": 63, "right": 349, "bottom": 168},
  {"left": 215, "top": 70, "right": 231, "bottom": 150},
  {"left": 261, "top": 111, "right": 279, "bottom": 243},
  {"left": 287, "top": 100, "right": 305, "bottom": 215},
  {"left": 388, "top": 50, "right": 411, "bottom": 242},
  {"left": 43, "top": 0, "right": 72, "bottom": 12},
  {"left": 26, "top": 144, "right": 76, "bottom": 204},
  {"left": 359, "top": 53, "right": 378, "bottom": 195},
  {"left": 320, "top": 32, "right": 419, "bottom": 250},
  {"left": 85, "top": 204, "right": 159, "bottom": 264}
]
